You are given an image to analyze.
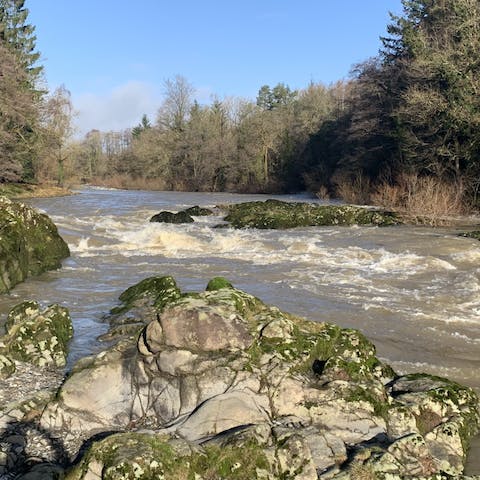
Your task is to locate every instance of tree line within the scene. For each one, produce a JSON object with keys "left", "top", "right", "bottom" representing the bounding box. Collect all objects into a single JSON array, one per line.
[
  {"left": 66, "top": 77, "right": 347, "bottom": 193},
  {"left": 2, "top": 0, "right": 480, "bottom": 212}
]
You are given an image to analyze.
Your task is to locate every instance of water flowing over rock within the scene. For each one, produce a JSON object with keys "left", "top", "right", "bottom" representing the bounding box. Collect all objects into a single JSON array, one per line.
[
  {"left": 0, "top": 196, "right": 70, "bottom": 292},
  {"left": 32, "top": 277, "right": 479, "bottom": 479},
  {"left": 222, "top": 199, "right": 399, "bottom": 229}
]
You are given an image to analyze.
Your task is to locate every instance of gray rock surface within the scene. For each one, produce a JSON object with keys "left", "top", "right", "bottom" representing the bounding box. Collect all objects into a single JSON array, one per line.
[{"left": 34, "top": 276, "right": 479, "bottom": 479}]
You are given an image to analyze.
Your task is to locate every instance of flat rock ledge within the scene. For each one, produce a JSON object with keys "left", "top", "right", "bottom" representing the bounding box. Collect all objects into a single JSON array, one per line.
[
  {"left": 0, "top": 196, "right": 70, "bottom": 293},
  {"left": 222, "top": 199, "right": 399, "bottom": 229},
  {"left": 1, "top": 277, "right": 479, "bottom": 479}
]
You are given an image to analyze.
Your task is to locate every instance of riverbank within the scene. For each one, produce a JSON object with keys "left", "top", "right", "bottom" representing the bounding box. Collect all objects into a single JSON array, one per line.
[{"left": 0, "top": 183, "right": 73, "bottom": 199}]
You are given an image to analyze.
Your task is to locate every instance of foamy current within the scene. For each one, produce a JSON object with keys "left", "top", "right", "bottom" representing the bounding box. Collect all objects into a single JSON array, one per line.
[{"left": 1, "top": 187, "right": 479, "bottom": 394}]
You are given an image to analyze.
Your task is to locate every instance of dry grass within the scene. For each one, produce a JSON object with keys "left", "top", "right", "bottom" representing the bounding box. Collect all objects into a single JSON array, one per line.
[
  {"left": 315, "top": 185, "right": 330, "bottom": 200},
  {"left": 90, "top": 174, "right": 170, "bottom": 191},
  {"left": 333, "top": 173, "right": 372, "bottom": 205},
  {"left": 371, "top": 173, "right": 467, "bottom": 225},
  {"left": 0, "top": 182, "right": 73, "bottom": 199}
]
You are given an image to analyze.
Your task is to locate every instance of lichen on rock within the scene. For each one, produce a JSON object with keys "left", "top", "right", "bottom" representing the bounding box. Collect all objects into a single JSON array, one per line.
[
  {"left": 0, "top": 196, "right": 70, "bottom": 293},
  {"left": 34, "top": 277, "right": 479, "bottom": 479},
  {"left": 0, "top": 301, "right": 73, "bottom": 375}
]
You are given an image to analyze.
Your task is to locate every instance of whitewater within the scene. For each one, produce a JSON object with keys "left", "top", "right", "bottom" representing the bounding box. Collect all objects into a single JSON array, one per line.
[{"left": 1, "top": 186, "right": 479, "bottom": 393}]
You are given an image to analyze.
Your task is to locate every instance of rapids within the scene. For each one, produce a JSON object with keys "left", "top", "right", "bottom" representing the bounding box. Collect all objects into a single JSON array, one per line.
[{"left": 1, "top": 187, "right": 478, "bottom": 389}]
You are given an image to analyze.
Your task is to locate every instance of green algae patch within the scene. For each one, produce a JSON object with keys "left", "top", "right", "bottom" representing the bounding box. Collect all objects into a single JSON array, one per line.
[
  {"left": 0, "top": 196, "right": 69, "bottom": 292},
  {"left": 346, "top": 384, "right": 391, "bottom": 419},
  {"left": 223, "top": 199, "right": 399, "bottom": 229}
]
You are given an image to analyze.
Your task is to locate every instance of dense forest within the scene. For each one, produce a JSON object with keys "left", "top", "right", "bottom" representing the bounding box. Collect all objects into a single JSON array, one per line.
[{"left": 2, "top": 0, "right": 480, "bottom": 216}]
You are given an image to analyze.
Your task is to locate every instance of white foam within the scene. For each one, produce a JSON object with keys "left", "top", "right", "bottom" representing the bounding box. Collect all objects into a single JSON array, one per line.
[{"left": 71, "top": 237, "right": 90, "bottom": 253}]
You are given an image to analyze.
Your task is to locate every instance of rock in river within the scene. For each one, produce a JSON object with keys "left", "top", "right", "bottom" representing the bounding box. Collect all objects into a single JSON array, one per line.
[
  {"left": 149, "top": 210, "right": 194, "bottom": 224},
  {"left": 222, "top": 199, "right": 399, "bottom": 229},
  {"left": 35, "top": 276, "right": 479, "bottom": 479},
  {"left": 0, "top": 196, "right": 70, "bottom": 293}
]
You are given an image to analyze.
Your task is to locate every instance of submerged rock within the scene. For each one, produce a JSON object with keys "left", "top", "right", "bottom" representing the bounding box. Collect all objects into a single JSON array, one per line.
[
  {"left": 223, "top": 199, "right": 399, "bottom": 229},
  {"left": 0, "top": 196, "right": 70, "bottom": 292},
  {"left": 35, "top": 277, "right": 479, "bottom": 479},
  {"left": 149, "top": 210, "right": 194, "bottom": 224},
  {"left": 459, "top": 230, "right": 480, "bottom": 241}
]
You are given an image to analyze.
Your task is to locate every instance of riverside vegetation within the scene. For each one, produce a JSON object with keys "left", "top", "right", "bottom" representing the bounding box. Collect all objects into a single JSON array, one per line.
[{"left": 0, "top": 198, "right": 479, "bottom": 479}]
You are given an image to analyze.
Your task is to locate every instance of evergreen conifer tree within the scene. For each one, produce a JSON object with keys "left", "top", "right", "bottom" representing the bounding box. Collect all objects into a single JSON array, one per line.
[{"left": 0, "top": 0, "right": 43, "bottom": 181}]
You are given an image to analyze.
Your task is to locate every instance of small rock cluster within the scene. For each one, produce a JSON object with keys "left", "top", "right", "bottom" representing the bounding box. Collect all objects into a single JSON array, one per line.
[{"left": 150, "top": 205, "right": 214, "bottom": 224}]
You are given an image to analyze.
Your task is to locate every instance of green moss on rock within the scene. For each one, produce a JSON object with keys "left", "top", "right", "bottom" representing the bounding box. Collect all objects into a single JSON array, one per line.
[
  {"left": 150, "top": 211, "right": 194, "bottom": 224},
  {"left": 206, "top": 276, "right": 234, "bottom": 291},
  {"left": 0, "top": 196, "right": 69, "bottom": 292},
  {"left": 184, "top": 205, "right": 214, "bottom": 216},
  {"left": 223, "top": 199, "right": 399, "bottom": 229},
  {"left": 66, "top": 432, "right": 270, "bottom": 480},
  {"left": 458, "top": 230, "right": 480, "bottom": 241},
  {"left": 113, "top": 276, "right": 182, "bottom": 315},
  {"left": 0, "top": 301, "right": 73, "bottom": 371},
  {"left": 42, "top": 276, "right": 480, "bottom": 479}
]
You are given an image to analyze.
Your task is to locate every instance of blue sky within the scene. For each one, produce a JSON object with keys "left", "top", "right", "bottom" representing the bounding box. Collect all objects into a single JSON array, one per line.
[{"left": 27, "top": 1, "right": 404, "bottom": 136}]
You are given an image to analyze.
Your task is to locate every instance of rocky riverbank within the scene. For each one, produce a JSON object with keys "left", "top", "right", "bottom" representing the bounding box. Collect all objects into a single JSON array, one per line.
[{"left": 0, "top": 276, "right": 477, "bottom": 479}]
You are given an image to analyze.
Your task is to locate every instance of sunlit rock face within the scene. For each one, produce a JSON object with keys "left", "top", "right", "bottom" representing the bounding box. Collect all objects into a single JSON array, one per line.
[
  {"left": 0, "top": 196, "right": 70, "bottom": 293},
  {"left": 36, "top": 276, "right": 479, "bottom": 478}
]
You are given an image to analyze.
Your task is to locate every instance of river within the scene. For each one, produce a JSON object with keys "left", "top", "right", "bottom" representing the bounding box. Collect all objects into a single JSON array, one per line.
[{"left": 1, "top": 186, "right": 480, "bottom": 471}]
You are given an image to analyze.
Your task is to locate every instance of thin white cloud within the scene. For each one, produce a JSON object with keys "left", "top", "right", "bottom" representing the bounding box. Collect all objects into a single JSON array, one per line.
[{"left": 73, "top": 81, "right": 161, "bottom": 136}]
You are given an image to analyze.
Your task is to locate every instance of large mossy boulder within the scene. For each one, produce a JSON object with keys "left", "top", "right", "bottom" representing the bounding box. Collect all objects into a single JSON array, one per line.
[
  {"left": 223, "top": 199, "right": 399, "bottom": 229},
  {"left": 0, "top": 301, "right": 73, "bottom": 377},
  {"left": 39, "top": 277, "right": 479, "bottom": 478},
  {"left": 0, "top": 196, "right": 70, "bottom": 292}
]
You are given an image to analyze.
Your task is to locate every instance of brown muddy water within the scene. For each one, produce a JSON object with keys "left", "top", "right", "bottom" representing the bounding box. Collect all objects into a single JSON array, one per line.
[{"left": 1, "top": 186, "right": 479, "bottom": 473}]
